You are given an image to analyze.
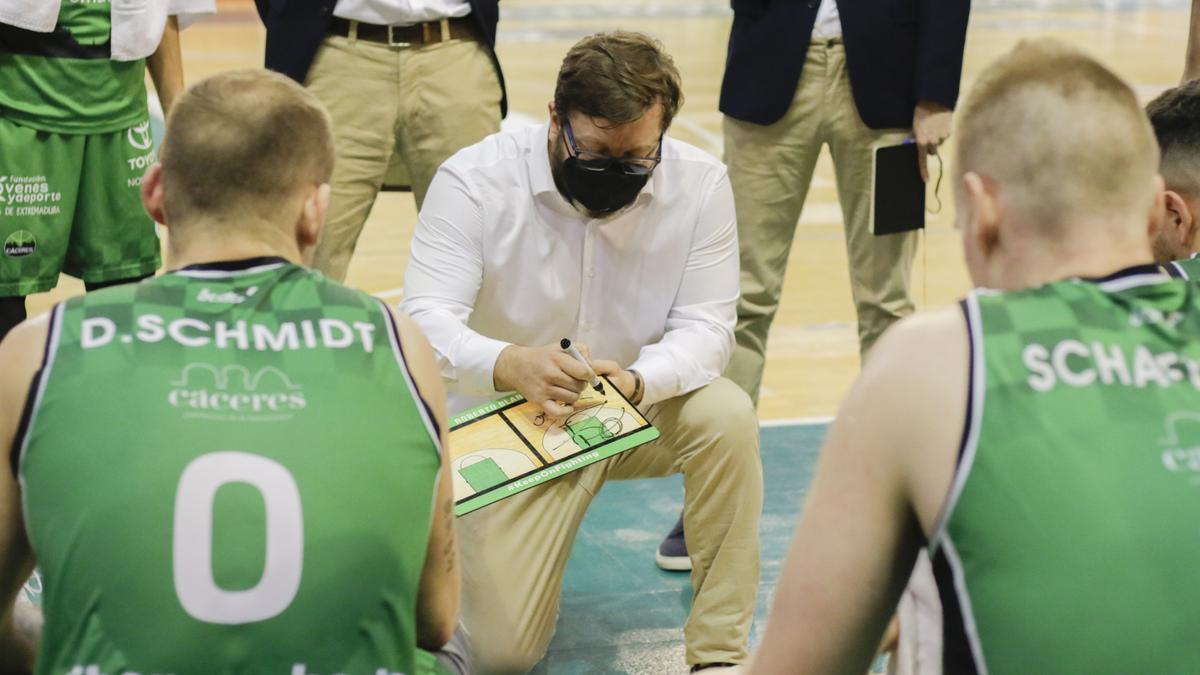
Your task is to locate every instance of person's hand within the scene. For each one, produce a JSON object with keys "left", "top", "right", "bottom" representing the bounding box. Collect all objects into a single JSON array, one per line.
[
  {"left": 590, "top": 359, "right": 639, "bottom": 404},
  {"left": 493, "top": 343, "right": 594, "bottom": 417},
  {"left": 913, "top": 101, "right": 953, "bottom": 183}
]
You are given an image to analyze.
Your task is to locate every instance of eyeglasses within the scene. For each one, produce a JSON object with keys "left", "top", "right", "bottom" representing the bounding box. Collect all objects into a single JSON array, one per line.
[{"left": 562, "top": 120, "right": 662, "bottom": 176}]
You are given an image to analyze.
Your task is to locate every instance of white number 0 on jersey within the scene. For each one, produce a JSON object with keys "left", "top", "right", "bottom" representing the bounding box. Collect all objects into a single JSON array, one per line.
[{"left": 172, "top": 451, "right": 304, "bottom": 624}]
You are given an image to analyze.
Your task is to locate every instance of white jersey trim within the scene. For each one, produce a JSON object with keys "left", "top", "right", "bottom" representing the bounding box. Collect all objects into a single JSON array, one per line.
[
  {"left": 930, "top": 293, "right": 985, "bottom": 555},
  {"left": 1095, "top": 273, "right": 1169, "bottom": 293},
  {"left": 378, "top": 301, "right": 443, "bottom": 457},
  {"left": 172, "top": 262, "right": 286, "bottom": 279},
  {"left": 17, "top": 304, "right": 65, "bottom": 527},
  {"left": 943, "top": 535, "right": 991, "bottom": 675},
  {"left": 1169, "top": 261, "right": 1190, "bottom": 281}
]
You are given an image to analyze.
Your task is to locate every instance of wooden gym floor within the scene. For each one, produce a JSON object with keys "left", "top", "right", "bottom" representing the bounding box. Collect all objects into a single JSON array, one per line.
[{"left": 24, "top": 0, "right": 1195, "bottom": 420}]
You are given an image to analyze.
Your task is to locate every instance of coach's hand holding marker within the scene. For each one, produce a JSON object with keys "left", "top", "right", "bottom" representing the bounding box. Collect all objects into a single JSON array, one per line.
[
  {"left": 561, "top": 338, "right": 604, "bottom": 394},
  {"left": 492, "top": 341, "right": 594, "bottom": 418}
]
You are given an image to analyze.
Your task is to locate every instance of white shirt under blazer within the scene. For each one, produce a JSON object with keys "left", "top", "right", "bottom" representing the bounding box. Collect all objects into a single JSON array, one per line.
[
  {"left": 401, "top": 123, "right": 739, "bottom": 415},
  {"left": 813, "top": 0, "right": 842, "bottom": 39},
  {"left": 333, "top": 0, "right": 470, "bottom": 27}
]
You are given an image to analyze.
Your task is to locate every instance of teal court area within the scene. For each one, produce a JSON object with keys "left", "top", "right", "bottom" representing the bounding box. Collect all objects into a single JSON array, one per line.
[{"left": 537, "top": 422, "right": 828, "bottom": 674}]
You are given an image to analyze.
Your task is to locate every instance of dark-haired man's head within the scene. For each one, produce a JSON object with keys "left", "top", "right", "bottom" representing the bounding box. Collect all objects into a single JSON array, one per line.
[
  {"left": 547, "top": 31, "right": 683, "bottom": 219},
  {"left": 141, "top": 69, "right": 335, "bottom": 266},
  {"left": 1146, "top": 81, "right": 1200, "bottom": 262}
]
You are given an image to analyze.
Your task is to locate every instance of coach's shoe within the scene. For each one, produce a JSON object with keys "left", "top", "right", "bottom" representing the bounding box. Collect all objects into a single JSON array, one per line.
[{"left": 655, "top": 514, "right": 691, "bottom": 571}]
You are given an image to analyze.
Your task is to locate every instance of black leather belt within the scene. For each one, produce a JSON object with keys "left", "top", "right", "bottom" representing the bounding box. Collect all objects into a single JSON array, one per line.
[{"left": 327, "top": 16, "right": 476, "bottom": 47}]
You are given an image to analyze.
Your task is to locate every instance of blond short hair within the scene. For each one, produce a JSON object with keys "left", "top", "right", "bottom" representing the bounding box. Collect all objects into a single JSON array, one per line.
[
  {"left": 160, "top": 69, "right": 335, "bottom": 224},
  {"left": 955, "top": 39, "right": 1159, "bottom": 229}
]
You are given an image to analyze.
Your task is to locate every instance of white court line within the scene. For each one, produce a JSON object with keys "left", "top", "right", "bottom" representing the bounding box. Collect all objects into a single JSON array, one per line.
[
  {"left": 373, "top": 287, "right": 404, "bottom": 300},
  {"left": 760, "top": 416, "right": 834, "bottom": 428},
  {"left": 671, "top": 116, "right": 724, "bottom": 156}
]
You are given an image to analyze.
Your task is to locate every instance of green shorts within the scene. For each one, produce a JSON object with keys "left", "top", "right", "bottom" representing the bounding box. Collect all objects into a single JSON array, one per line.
[{"left": 0, "top": 115, "right": 161, "bottom": 296}]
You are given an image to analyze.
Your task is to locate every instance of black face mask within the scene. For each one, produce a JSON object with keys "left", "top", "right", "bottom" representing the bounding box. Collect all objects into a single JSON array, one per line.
[
  {"left": 552, "top": 120, "right": 660, "bottom": 217},
  {"left": 556, "top": 158, "right": 650, "bottom": 216}
]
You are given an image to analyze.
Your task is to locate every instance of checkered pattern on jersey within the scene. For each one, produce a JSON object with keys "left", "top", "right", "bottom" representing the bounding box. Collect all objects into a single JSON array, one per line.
[
  {"left": 940, "top": 276, "right": 1200, "bottom": 673},
  {"left": 1172, "top": 256, "right": 1200, "bottom": 281},
  {"left": 976, "top": 278, "right": 1200, "bottom": 421},
  {"left": 54, "top": 264, "right": 393, "bottom": 388}
]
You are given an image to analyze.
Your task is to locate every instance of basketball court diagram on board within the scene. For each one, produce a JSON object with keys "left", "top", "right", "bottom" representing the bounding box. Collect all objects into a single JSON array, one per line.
[{"left": 448, "top": 376, "right": 660, "bottom": 515}]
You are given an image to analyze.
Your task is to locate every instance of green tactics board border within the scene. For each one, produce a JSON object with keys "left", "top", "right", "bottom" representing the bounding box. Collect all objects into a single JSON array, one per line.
[{"left": 448, "top": 378, "right": 660, "bottom": 516}]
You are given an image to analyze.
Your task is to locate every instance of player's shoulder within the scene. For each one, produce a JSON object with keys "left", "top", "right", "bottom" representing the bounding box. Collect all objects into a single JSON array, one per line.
[
  {"left": 0, "top": 311, "right": 54, "bottom": 418},
  {"left": 867, "top": 304, "right": 968, "bottom": 374},
  {"left": 305, "top": 268, "right": 388, "bottom": 313},
  {"left": 0, "top": 310, "right": 52, "bottom": 359}
]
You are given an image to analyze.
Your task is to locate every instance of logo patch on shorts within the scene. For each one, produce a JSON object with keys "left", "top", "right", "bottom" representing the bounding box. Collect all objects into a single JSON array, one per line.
[
  {"left": 3, "top": 230, "right": 36, "bottom": 258},
  {"left": 128, "top": 120, "right": 153, "bottom": 151}
]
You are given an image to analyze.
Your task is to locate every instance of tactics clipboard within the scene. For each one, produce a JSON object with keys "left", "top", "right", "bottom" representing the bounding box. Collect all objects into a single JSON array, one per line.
[{"left": 447, "top": 376, "right": 659, "bottom": 515}]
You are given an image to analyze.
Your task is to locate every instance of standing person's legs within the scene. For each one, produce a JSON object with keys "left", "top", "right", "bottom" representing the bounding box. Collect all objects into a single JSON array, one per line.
[
  {"left": 306, "top": 36, "right": 403, "bottom": 282},
  {"left": 394, "top": 36, "right": 502, "bottom": 209},
  {"left": 0, "top": 118, "right": 83, "bottom": 340},
  {"left": 722, "top": 44, "right": 830, "bottom": 405},
  {"left": 824, "top": 45, "right": 916, "bottom": 357},
  {"left": 608, "top": 378, "right": 762, "bottom": 666},
  {"left": 457, "top": 466, "right": 603, "bottom": 675},
  {"left": 662, "top": 41, "right": 829, "bottom": 576},
  {"left": 68, "top": 117, "right": 162, "bottom": 290}
]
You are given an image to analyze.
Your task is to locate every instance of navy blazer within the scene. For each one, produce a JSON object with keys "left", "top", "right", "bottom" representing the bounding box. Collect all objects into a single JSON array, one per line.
[
  {"left": 253, "top": 0, "right": 507, "bottom": 117},
  {"left": 719, "top": 0, "right": 969, "bottom": 129}
]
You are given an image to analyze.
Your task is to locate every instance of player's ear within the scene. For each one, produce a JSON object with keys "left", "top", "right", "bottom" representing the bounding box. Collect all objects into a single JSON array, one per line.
[
  {"left": 141, "top": 163, "right": 167, "bottom": 226},
  {"left": 296, "top": 183, "right": 330, "bottom": 264},
  {"left": 1162, "top": 188, "right": 1192, "bottom": 247},
  {"left": 963, "top": 171, "right": 1001, "bottom": 256}
]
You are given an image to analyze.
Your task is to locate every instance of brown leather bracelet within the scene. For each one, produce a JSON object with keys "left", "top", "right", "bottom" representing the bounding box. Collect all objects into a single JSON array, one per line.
[{"left": 629, "top": 369, "right": 644, "bottom": 405}]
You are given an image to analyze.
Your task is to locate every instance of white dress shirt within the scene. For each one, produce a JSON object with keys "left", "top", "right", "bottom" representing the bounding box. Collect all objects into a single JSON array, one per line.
[
  {"left": 401, "top": 124, "right": 739, "bottom": 415},
  {"left": 813, "top": 0, "right": 842, "bottom": 40},
  {"left": 334, "top": 0, "right": 470, "bottom": 26}
]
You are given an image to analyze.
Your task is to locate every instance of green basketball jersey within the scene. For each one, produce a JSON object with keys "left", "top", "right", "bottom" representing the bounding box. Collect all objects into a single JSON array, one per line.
[
  {"left": 0, "top": 1, "right": 147, "bottom": 134},
  {"left": 1165, "top": 253, "right": 1200, "bottom": 281},
  {"left": 15, "top": 258, "right": 442, "bottom": 675},
  {"left": 930, "top": 266, "right": 1200, "bottom": 674}
]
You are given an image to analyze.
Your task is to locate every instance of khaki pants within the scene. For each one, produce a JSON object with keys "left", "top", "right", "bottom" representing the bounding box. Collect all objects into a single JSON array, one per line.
[
  {"left": 458, "top": 378, "right": 763, "bottom": 673},
  {"left": 304, "top": 33, "right": 502, "bottom": 281},
  {"left": 723, "top": 40, "right": 916, "bottom": 403}
]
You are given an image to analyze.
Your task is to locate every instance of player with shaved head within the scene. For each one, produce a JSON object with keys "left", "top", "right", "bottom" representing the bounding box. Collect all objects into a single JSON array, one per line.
[
  {"left": 750, "top": 40, "right": 1197, "bottom": 674},
  {"left": 0, "top": 69, "right": 461, "bottom": 674}
]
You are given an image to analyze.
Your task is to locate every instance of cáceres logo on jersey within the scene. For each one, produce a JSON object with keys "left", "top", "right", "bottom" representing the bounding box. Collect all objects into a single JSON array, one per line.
[
  {"left": 3, "top": 230, "right": 36, "bottom": 258},
  {"left": 1159, "top": 413, "right": 1200, "bottom": 482},
  {"left": 169, "top": 363, "right": 307, "bottom": 422}
]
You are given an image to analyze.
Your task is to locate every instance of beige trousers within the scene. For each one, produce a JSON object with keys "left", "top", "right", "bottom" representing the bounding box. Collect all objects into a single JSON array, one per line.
[
  {"left": 457, "top": 378, "right": 763, "bottom": 673},
  {"left": 723, "top": 40, "right": 916, "bottom": 403},
  {"left": 304, "top": 33, "right": 502, "bottom": 281}
]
